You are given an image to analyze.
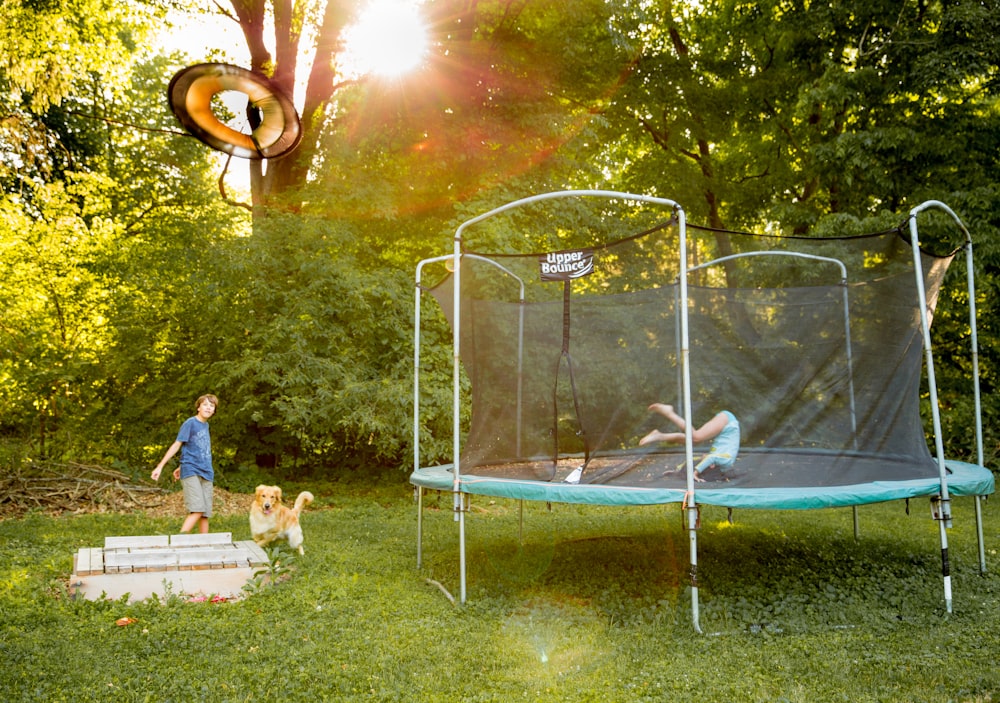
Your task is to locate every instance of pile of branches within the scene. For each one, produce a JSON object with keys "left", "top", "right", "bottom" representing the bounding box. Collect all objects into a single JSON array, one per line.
[{"left": 0, "top": 461, "right": 168, "bottom": 518}]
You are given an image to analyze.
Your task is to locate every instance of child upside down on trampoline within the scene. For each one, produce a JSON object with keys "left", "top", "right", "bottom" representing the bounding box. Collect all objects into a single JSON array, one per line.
[{"left": 639, "top": 403, "right": 740, "bottom": 481}]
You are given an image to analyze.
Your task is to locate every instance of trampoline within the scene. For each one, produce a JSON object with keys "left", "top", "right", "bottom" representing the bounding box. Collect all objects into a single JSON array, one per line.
[{"left": 410, "top": 190, "right": 994, "bottom": 630}]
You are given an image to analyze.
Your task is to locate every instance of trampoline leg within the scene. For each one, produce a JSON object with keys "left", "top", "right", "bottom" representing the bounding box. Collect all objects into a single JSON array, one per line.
[
  {"left": 416, "top": 486, "right": 424, "bottom": 569},
  {"left": 938, "top": 519, "right": 952, "bottom": 614},
  {"left": 459, "top": 496, "right": 467, "bottom": 604},
  {"left": 852, "top": 506, "right": 860, "bottom": 541},
  {"left": 975, "top": 495, "right": 987, "bottom": 575},
  {"left": 688, "top": 503, "right": 702, "bottom": 634},
  {"left": 519, "top": 499, "right": 525, "bottom": 545}
]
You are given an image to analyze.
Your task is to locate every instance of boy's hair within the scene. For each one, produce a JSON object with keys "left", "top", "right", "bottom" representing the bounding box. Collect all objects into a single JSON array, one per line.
[{"left": 196, "top": 394, "right": 219, "bottom": 411}]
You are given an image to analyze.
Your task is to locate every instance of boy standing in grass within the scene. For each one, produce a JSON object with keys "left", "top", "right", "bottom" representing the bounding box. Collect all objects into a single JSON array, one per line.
[{"left": 151, "top": 394, "right": 218, "bottom": 533}]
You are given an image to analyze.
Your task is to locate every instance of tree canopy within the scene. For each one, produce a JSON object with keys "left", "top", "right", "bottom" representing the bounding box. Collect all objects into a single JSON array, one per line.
[{"left": 1, "top": 0, "right": 998, "bottom": 480}]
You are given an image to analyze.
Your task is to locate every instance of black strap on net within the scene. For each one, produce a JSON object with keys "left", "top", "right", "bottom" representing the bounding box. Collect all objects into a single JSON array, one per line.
[{"left": 551, "top": 279, "right": 590, "bottom": 479}]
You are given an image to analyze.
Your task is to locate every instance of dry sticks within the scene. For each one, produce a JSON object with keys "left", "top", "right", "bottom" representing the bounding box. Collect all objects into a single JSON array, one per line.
[{"left": 0, "top": 461, "right": 167, "bottom": 517}]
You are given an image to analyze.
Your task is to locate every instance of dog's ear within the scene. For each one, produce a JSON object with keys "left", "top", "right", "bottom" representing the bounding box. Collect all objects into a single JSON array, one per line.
[{"left": 275, "top": 486, "right": 283, "bottom": 502}]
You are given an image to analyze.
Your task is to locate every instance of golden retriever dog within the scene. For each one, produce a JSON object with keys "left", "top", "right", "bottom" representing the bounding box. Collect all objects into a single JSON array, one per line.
[{"left": 250, "top": 485, "right": 314, "bottom": 554}]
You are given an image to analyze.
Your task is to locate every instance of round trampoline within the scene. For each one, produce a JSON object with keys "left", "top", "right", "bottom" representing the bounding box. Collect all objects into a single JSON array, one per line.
[{"left": 410, "top": 191, "right": 994, "bottom": 630}]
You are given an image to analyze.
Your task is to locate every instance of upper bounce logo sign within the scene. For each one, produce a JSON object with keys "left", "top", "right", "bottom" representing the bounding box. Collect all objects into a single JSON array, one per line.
[{"left": 539, "top": 249, "right": 595, "bottom": 281}]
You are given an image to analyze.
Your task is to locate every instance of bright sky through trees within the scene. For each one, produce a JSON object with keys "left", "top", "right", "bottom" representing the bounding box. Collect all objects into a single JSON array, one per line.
[
  {"left": 155, "top": 1, "right": 428, "bottom": 193},
  {"left": 159, "top": 1, "right": 428, "bottom": 81},
  {"left": 340, "top": 0, "right": 429, "bottom": 78}
]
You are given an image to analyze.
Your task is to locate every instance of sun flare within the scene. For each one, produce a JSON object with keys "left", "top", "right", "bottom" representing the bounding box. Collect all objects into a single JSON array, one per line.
[{"left": 341, "top": 0, "right": 429, "bottom": 78}]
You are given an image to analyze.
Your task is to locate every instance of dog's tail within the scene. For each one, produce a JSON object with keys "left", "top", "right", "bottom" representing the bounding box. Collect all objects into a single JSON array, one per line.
[{"left": 293, "top": 491, "right": 314, "bottom": 516}]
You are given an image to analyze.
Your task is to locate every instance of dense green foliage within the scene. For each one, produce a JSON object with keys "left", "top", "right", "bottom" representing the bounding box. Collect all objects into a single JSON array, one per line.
[
  {"left": 1, "top": 487, "right": 998, "bottom": 700},
  {"left": 0, "top": 0, "right": 998, "bottom": 476}
]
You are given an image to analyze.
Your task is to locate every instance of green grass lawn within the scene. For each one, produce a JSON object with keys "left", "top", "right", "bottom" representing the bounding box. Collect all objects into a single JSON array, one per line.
[{"left": 1, "top": 480, "right": 998, "bottom": 702}]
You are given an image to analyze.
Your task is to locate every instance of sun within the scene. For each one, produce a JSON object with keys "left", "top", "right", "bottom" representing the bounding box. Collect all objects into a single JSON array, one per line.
[{"left": 341, "top": 0, "right": 429, "bottom": 79}]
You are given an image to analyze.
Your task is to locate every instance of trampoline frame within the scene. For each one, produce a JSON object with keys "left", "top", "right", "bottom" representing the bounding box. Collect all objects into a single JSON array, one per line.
[{"left": 411, "top": 190, "right": 992, "bottom": 631}]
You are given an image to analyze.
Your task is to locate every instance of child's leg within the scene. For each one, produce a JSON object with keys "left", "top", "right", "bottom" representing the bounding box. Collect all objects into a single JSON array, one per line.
[
  {"left": 648, "top": 403, "right": 687, "bottom": 431},
  {"left": 180, "top": 512, "right": 204, "bottom": 533},
  {"left": 198, "top": 516, "right": 210, "bottom": 533},
  {"left": 640, "top": 429, "right": 673, "bottom": 446}
]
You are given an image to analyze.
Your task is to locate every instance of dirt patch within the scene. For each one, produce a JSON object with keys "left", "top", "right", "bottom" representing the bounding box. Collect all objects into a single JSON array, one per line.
[{"left": 133, "top": 488, "right": 254, "bottom": 519}]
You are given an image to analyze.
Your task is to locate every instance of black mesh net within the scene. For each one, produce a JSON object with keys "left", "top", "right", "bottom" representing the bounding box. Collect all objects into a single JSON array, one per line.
[{"left": 424, "top": 199, "right": 953, "bottom": 490}]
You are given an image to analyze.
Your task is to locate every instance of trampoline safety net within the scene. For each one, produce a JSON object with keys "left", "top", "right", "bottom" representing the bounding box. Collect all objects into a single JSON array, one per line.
[{"left": 422, "top": 198, "right": 958, "bottom": 493}]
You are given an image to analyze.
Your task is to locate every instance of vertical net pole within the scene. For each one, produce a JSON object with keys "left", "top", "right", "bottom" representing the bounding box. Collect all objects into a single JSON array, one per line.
[
  {"left": 964, "top": 239, "right": 988, "bottom": 574},
  {"left": 908, "top": 203, "right": 953, "bottom": 613},
  {"left": 676, "top": 207, "right": 702, "bottom": 633},
  {"left": 414, "top": 255, "right": 453, "bottom": 569},
  {"left": 414, "top": 265, "right": 425, "bottom": 569},
  {"left": 839, "top": 274, "right": 861, "bottom": 540},
  {"left": 452, "top": 239, "right": 467, "bottom": 604}
]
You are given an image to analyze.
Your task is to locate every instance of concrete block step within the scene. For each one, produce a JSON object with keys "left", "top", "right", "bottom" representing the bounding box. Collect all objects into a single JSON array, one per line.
[{"left": 76, "top": 533, "right": 265, "bottom": 576}]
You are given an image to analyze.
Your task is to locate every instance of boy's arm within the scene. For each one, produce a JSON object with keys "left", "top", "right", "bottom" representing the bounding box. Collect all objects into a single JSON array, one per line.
[{"left": 151, "top": 441, "right": 183, "bottom": 481}]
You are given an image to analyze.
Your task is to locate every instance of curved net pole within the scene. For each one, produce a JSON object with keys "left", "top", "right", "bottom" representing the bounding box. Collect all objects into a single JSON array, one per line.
[
  {"left": 440, "top": 252, "right": 525, "bottom": 604},
  {"left": 450, "top": 190, "right": 684, "bottom": 606},
  {"left": 416, "top": 254, "right": 525, "bottom": 574},
  {"left": 909, "top": 201, "right": 986, "bottom": 581},
  {"left": 908, "top": 201, "right": 967, "bottom": 612},
  {"left": 684, "top": 251, "right": 856, "bottom": 440},
  {"left": 414, "top": 255, "right": 455, "bottom": 569},
  {"left": 684, "top": 251, "right": 861, "bottom": 542}
]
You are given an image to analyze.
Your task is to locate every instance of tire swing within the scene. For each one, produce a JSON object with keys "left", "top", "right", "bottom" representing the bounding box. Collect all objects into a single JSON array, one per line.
[{"left": 167, "top": 63, "right": 301, "bottom": 159}]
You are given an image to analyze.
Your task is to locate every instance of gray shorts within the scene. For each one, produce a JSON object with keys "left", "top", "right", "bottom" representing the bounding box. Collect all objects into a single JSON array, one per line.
[{"left": 181, "top": 475, "right": 214, "bottom": 517}]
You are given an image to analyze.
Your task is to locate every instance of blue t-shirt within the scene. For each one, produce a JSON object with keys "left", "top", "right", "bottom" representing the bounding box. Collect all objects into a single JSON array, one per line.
[{"left": 176, "top": 416, "right": 213, "bottom": 481}]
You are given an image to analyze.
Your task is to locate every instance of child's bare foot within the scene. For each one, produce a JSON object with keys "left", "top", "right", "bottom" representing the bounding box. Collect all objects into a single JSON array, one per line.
[
  {"left": 648, "top": 402, "right": 673, "bottom": 415},
  {"left": 640, "top": 429, "right": 667, "bottom": 446}
]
